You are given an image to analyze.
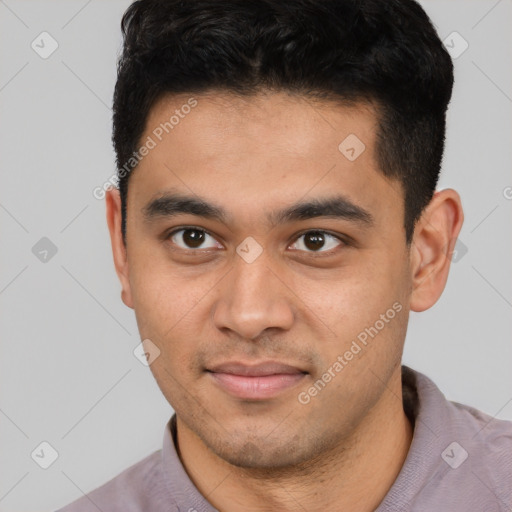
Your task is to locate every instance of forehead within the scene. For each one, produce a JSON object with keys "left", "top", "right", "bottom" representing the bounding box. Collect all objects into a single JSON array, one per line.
[
  {"left": 129, "top": 91, "right": 403, "bottom": 231},
  {"left": 145, "top": 90, "right": 377, "bottom": 161}
]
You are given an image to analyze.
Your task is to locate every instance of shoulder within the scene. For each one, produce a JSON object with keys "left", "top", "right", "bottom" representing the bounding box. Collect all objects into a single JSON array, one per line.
[
  {"left": 450, "top": 398, "right": 512, "bottom": 442},
  {"left": 413, "top": 368, "right": 512, "bottom": 509},
  {"left": 448, "top": 398, "right": 512, "bottom": 475},
  {"left": 55, "top": 449, "right": 168, "bottom": 512},
  {"left": 417, "top": 368, "right": 512, "bottom": 451}
]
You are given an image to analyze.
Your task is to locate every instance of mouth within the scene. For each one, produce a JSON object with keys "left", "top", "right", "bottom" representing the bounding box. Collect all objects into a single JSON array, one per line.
[{"left": 206, "top": 361, "right": 308, "bottom": 400}]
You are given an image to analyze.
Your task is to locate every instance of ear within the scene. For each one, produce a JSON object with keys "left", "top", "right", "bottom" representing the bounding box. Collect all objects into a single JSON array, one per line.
[
  {"left": 105, "top": 187, "right": 134, "bottom": 309},
  {"left": 409, "top": 188, "right": 464, "bottom": 312}
]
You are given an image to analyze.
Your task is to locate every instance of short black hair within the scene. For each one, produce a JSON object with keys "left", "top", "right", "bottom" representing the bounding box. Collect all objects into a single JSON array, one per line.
[{"left": 112, "top": 0, "right": 454, "bottom": 245}]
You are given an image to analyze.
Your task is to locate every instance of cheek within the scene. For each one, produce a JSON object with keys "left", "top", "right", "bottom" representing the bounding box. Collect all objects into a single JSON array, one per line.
[
  {"left": 130, "top": 273, "right": 190, "bottom": 361},
  {"left": 302, "top": 256, "right": 407, "bottom": 354},
  {"left": 129, "top": 261, "right": 212, "bottom": 362},
  {"left": 130, "top": 251, "right": 198, "bottom": 320},
  {"left": 302, "top": 267, "right": 390, "bottom": 325}
]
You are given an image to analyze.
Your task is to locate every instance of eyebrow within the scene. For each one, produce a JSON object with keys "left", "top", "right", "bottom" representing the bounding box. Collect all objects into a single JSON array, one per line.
[
  {"left": 142, "top": 191, "right": 374, "bottom": 228},
  {"left": 269, "top": 196, "right": 374, "bottom": 228},
  {"left": 143, "top": 193, "right": 226, "bottom": 223}
]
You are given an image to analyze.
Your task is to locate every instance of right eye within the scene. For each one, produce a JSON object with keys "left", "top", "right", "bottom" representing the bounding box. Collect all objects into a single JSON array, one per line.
[{"left": 166, "top": 227, "right": 223, "bottom": 251}]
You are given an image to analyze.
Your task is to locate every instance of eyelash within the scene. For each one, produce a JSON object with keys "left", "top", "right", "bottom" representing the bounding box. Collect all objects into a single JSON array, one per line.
[{"left": 164, "top": 226, "right": 348, "bottom": 255}]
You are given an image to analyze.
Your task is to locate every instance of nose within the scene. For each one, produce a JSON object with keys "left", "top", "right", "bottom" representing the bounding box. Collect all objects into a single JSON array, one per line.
[{"left": 212, "top": 254, "right": 295, "bottom": 340}]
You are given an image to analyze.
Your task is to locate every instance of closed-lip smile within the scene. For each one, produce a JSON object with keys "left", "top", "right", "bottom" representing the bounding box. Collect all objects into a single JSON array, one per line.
[{"left": 206, "top": 361, "right": 308, "bottom": 400}]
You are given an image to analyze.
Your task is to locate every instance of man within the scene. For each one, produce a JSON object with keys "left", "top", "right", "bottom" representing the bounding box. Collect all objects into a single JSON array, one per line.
[{"left": 58, "top": 0, "right": 512, "bottom": 510}]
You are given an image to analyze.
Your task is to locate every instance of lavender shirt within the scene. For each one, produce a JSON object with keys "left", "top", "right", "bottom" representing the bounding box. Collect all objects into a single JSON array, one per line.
[{"left": 56, "top": 366, "right": 512, "bottom": 511}]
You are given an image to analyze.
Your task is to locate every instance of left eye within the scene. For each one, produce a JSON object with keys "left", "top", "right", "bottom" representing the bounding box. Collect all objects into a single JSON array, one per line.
[
  {"left": 168, "top": 228, "right": 222, "bottom": 250},
  {"left": 289, "top": 231, "right": 343, "bottom": 253}
]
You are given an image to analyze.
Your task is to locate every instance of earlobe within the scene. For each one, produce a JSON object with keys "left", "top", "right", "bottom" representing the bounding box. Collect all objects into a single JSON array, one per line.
[
  {"left": 409, "top": 189, "right": 464, "bottom": 312},
  {"left": 105, "top": 187, "right": 134, "bottom": 309}
]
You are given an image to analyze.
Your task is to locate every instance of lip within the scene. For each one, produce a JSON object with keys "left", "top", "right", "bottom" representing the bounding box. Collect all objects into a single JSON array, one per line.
[{"left": 206, "top": 361, "right": 308, "bottom": 400}]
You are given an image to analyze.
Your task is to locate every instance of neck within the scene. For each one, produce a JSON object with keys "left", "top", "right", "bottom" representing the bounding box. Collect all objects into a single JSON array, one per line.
[{"left": 176, "top": 365, "right": 413, "bottom": 512}]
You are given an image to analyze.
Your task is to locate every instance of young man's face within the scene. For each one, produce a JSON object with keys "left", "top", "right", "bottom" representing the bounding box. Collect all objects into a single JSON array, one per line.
[{"left": 109, "top": 91, "right": 418, "bottom": 468}]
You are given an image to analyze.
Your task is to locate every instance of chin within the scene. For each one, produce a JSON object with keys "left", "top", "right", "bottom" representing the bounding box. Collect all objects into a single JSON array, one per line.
[
  {"left": 215, "top": 442, "right": 305, "bottom": 469},
  {"left": 202, "top": 427, "right": 330, "bottom": 471}
]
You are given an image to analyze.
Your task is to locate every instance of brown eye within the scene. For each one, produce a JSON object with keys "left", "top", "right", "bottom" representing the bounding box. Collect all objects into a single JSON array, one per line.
[
  {"left": 169, "top": 228, "right": 221, "bottom": 250},
  {"left": 289, "top": 230, "right": 343, "bottom": 253},
  {"left": 182, "top": 229, "right": 205, "bottom": 248},
  {"left": 303, "top": 231, "right": 326, "bottom": 251}
]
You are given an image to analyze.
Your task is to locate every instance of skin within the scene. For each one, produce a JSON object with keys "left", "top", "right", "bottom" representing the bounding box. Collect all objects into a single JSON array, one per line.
[{"left": 106, "top": 91, "right": 463, "bottom": 511}]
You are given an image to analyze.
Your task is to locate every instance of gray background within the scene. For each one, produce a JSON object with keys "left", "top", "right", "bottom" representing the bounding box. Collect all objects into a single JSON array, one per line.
[{"left": 0, "top": 0, "right": 511, "bottom": 510}]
